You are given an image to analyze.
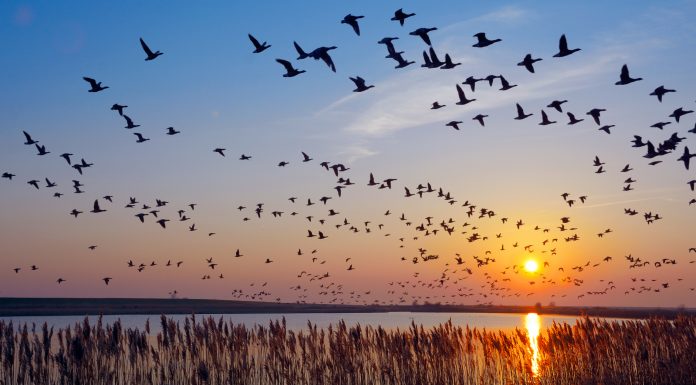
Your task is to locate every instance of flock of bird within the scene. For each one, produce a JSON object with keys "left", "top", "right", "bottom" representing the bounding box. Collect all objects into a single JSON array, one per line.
[{"left": 2, "top": 6, "right": 695, "bottom": 306}]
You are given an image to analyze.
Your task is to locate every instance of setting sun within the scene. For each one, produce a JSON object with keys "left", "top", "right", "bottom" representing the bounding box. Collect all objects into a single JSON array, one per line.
[{"left": 524, "top": 259, "right": 539, "bottom": 273}]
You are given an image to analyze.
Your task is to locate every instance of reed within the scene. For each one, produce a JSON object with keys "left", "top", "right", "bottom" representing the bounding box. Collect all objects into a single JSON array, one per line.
[{"left": 0, "top": 315, "right": 693, "bottom": 385}]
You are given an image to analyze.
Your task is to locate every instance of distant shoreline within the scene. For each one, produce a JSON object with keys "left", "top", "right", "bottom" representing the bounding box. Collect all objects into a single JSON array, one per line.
[{"left": 0, "top": 297, "right": 693, "bottom": 319}]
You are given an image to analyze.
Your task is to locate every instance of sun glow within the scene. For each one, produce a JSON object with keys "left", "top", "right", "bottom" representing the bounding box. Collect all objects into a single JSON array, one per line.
[{"left": 524, "top": 259, "right": 539, "bottom": 273}]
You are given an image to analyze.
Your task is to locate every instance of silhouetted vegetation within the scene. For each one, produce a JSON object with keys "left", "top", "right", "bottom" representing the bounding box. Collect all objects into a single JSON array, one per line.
[{"left": 0, "top": 315, "right": 693, "bottom": 385}]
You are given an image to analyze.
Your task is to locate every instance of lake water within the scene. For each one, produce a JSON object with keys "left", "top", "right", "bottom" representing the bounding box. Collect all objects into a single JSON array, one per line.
[{"left": 0, "top": 312, "right": 593, "bottom": 332}]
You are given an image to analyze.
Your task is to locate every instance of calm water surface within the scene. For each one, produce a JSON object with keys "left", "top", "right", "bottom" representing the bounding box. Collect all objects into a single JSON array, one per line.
[{"left": 1, "top": 312, "right": 590, "bottom": 332}]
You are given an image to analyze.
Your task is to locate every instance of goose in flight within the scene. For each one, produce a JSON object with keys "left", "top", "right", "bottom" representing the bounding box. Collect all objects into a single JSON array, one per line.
[
  {"left": 391, "top": 8, "right": 415, "bottom": 26},
  {"left": 350, "top": 76, "right": 374, "bottom": 92},
  {"left": 111, "top": 103, "right": 127, "bottom": 115},
  {"left": 677, "top": 146, "right": 695, "bottom": 170},
  {"left": 514, "top": 103, "right": 533, "bottom": 120},
  {"left": 123, "top": 115, "right": 140, "bottom": 129},
  {"left": 615, "top": 64, "right": 642, "bottom": 85},
  {"left": 517, "top": 54, "right": 542, "bottom": 73},
  {"left": 213, "top": 148, "right": 226, "bottom": 157},
  {"left": 410, "top": 27, "right": 437, "bottom": 46},
  {"left": 650, "top": 86, "right": 675, "bottom": 102},
  {"left": 248, "top": 34, "right": 271, "bottom": 53},
  {"left": 22, "top": 131, "right": 39, "bottom": 145},
  {"left": 308, "top": 46, "right": 337, "bottom": 72},
  {"left": 102, "top": 277, "right": 112, "bottom": 285},
  {"left": 90, "top": 200, "right": 106, "bottom": 213},
  {"left": 553, "top": 34, "right": 580, "bottom": 57},
  {"left": 539, "top": 110, "right": 556, "bottom": 125},
  {"left": 165, "top": 126, "right": 180, "bottom": 135},
  {"left": 341, "top": 14, "right": 364, "bottom": 36},
  {"left": 455, "top": 84, "right": 476, "bottom": 105},
  {"left": 275, "top": 59, "right": 305, "bottom": 77},
  {"left": 669, "top": 107, "right": 693, "bottom": 123},
  {"left": 83, "top": 77, "right": 108, "bottom": 92},
  {"left": 472, "top": 32, "right": 501, "bottom": 48},
  {"left": 35, "top": 144, "right": 50, "bottom": 155},
  {"left": 133, "top": 133, "right": 150, "bottom": 143},
  {"left": 139, "top": 38, "right": 163, "bottom": 61}
]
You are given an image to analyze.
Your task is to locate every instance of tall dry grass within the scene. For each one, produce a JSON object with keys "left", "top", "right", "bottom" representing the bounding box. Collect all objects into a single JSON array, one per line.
[{"left": 0, "top": 315, "right": 693, "bottom": 385}]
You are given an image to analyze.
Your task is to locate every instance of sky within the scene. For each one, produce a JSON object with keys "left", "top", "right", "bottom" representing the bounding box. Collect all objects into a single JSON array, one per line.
[{"left": 1, "top": 1, "right": 695, "bottom": 307}]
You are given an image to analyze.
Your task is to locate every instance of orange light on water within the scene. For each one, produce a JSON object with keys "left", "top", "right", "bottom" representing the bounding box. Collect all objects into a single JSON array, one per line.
[{"left": 525, "top": 312, "right": 541, "bottom": 376}]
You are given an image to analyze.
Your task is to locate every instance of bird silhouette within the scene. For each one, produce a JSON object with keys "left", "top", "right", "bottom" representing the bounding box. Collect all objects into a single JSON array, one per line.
[
  {"left": 650, "top": 86, "right": 675, "bottom": 102},
  {"left": 248, "top": 34, "right": 271, "bottom": 53},
  {"left": 615, "top": 64, "right": 642, "bottom": 85},
  {"left": 567, "top": 112, "right": 584, "bottom": 125},
  {"left": 455, "top": 85, "right": 476, "bottom": 105},
  {"left": 586, "top": 108, "right": 606, "bottom": 125},
  {"left": 111, "top": 104, "right": 127, "bottom": 115},
  {"left": 139, "top": 38, "right": 163, "bottom": 61},
  {"left": 553, "top": 34, "right": 580, "bottom": 57},
  {"left": 539, "top": 110, "right": 556, "bottom": 125},
  {"left": 514, "top": 103, "right": 533, "bottom": 120},
  {"left": 308, "top": 46, "right": 338, "bottom": 72},
  {"left": 83, "top": 77, "right": 108, "bottom": 92},
  {"left": 472, "top": 32, "right": 501, "bottom": 48},
  {"left": 276, "top": 58, "right": 305, "bottom": 77},
  {"left": 669, "top": 107, "right": 693, "bottom": 123},
  {"left": 677, "top": 146, "right": 695, "bottom": 170},
  {"left": 410, "top": 27, "right": 437, "bottom": 46},
  {"left": 446, "top": 121, "right": 463, "bottom": 130},
  {"left": 123, "top": 115, "right": 140, "bottom": 129},
  {"left": 350, "top": 76, "right": 374, "bottom": 92},
  {"left": 90, "top": 200, "right": 106, "bottom": 213},
  {"left": 133, "top": 133, "right": 150, "bottom": 143},
  {"left": 391, "top": 8, "right": 415, "bottom": 26},
  {"left": 165, "top": 126, "right": 180, "bottom": 135},
  {"left": 517, "top": 54, "right": 542, "bottom": 73},
  {"left": 213, "top": 148, "right": 226, "bottom": 157},
  {"left": 341, "top": 14, "right": 364, "bottom": 36},
  {"left": 22, "top": 131, "right": 38, "bottom": 145}
]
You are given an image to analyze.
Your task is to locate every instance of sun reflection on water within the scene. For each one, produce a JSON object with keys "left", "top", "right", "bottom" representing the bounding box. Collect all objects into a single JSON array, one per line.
[{"left": 525, "top": 313, "right": 541, "bottom": 376}]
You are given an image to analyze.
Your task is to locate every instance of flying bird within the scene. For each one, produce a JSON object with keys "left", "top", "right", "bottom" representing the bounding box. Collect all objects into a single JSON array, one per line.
[
  {"left": 391, "top": 8, "right": 415, "bottom": 26},
  {"left": 553, "top": 34, "right": 580, "bottom": 57},
  {"left": 22, "top": 131, "right": 39, "bottom": 145},
  {"left": 90, "top": 200, "right": 106, "bottom": 213},
  {"left": 410, "top": 27, "right": 437, "bottom": 46},
  {"left": 83, "top": 77, "right": 108, "bottom": 92},
  {"left": 139, "top": 38, "right": 163, "bottom": 61},
  {"left": 248, "top": 33, "right": 271, "bottom": 53},
  {"left": 275, "top": 58, "right": 305, "bottom": 77},
  {"left": 615, "top": 64, "right": 642, "bottom": 85},
  {"left": 349, "top": 76, "right": 374, "bottom": 92},
  {"left": 517, "top": 54, "right": 542, "bottom": 73},
  {"left": 341, "top": 14, "right": 364, "bottom": 36},
  {"left": 472, "top": 32, "right": 501, "bottom": 48},
  {"left": 111, "top": 103, "right": 127, "bottom": 115}
]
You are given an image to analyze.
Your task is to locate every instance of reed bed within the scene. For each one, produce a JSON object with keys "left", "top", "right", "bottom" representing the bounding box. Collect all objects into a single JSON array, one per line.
[{"left": 0, "top": 315, "right": 693, "bottom": 385}]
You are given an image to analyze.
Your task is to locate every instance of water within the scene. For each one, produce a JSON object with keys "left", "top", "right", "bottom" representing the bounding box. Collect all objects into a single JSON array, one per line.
[{"left": 1, "top": 311, "right": 587, "bottom": 332}]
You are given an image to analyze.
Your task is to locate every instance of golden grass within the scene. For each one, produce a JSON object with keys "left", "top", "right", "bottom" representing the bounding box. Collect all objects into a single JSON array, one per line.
[{"left": 0, "top": 315, "right": 693, "bottom": 385}]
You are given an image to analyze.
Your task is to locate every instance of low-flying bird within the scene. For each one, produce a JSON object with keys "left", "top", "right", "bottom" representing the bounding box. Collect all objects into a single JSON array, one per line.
[
  {"left": 472, "top": 32, "right": 501, "bottom": 48},
  {"left": 139, "top": 38, "right": 163, "bottom": 61},
  {"left": 391, "top": 8, "right": 415, "bottom": 26},
  {"left": 553, "top": 34, "right": 580, "bottom": 57},
  {"left": 275, "top": 58, "right": 305, "bottom": 77},
  {"left": 518, "top": 54, "right": 542, "bottom": 73},
  {"left": 83, "top": 77, "right": 108, "bottom": 92},
  {"left": 350, "top": 76, "right": 374, "bottom": 92},
  {"left": 615, "top": 64, "right": 642, "bottom": 85},
  {"left": 248, "top": 33, "right": 271, "bottom": 53},
  {"left": 341, "top": 14, "right": 364, "bottom": 36}
]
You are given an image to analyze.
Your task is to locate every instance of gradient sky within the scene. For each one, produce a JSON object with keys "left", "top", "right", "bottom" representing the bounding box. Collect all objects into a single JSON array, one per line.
[{"left": 1, "top": 1, "right": 695, "bottom": 307}]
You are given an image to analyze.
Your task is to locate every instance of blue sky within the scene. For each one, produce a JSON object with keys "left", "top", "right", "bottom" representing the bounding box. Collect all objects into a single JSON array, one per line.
[{"left": 1, "top": 1, "right": 695, "bottom": 307}]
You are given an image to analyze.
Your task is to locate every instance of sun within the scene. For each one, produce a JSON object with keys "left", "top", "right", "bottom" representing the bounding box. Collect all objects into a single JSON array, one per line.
[{"left": 524, "top": 259, "right": 539, "bottom": 273}]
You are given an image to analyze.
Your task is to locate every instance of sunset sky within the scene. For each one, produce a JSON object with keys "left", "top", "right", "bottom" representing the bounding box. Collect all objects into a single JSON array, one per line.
[{"left": 1, "top": 1, "right": 695, "bottom": 307}]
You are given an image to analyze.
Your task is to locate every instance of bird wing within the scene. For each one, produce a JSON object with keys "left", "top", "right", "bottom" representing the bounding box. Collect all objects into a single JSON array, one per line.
[
  {"left": 248, "top": 34, "right": 261, "bottom": 49},
  {"left": 140, "top": 38, "right": 154, "bottom": 56},
  {"left": 275, "top": 59, "right": 294, "bottom": 72},
  {"left": 456, "top": 84, "right": 465, "bottom": 101},
  {"left": 83, "top": 77, "right": 97, "bottom": 87},
  {"left": 558, "top": 34, "right": 568, "bottom": 51},
  {"left": 620, "top": 64, "right": 629, "bottom": 81},
  {"left": 320, "top": 52, "right": 336, "bottom": 72},
  {"left": 93, "top": 200, "right": 101, "bottom": 211}
]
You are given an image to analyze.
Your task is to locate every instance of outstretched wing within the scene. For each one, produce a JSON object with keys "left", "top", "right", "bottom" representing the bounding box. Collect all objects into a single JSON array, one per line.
[
  {"left": 140, "top": 38, "right": 154, "bottom": 56},
  {"left": 248, "top": 34, "right": 261, "bottom": 49},
  {"left": 275, "top": 59, "right": 294, "bottom": 72},
  {"left": 558, "top": 34, "right": 568, "bottom": 51},
  {"left": 82, "top": 77, "right": 97, "bottom": 87}
]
